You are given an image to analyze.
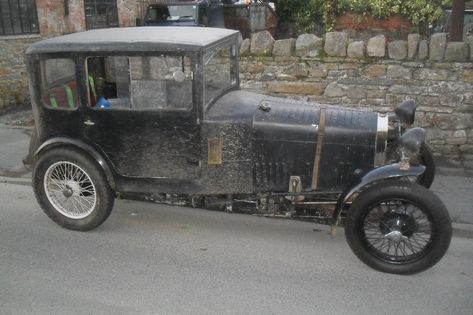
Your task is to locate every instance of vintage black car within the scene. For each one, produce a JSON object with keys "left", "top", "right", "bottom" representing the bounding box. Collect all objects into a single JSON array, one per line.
[{"left": 24, "top": 27, "right": 451, "bottom": 275}]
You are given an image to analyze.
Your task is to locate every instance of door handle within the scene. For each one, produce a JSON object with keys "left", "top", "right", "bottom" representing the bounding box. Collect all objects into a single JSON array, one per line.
[{"left": 84, "top": 119, "right": 95, "bottom": 126}]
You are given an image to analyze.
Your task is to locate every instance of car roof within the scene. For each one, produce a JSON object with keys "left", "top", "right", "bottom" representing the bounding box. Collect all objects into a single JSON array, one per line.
[{"left": 26, "top": 27, "right": 239, "bottom": 55}]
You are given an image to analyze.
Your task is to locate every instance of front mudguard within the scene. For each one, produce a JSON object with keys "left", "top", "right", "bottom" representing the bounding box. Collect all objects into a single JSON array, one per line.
[{"left": 332, "top": 163, "right": 426, "bottom": 226}]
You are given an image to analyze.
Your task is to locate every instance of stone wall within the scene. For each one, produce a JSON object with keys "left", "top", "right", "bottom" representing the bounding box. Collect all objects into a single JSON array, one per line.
[
  {"left": 0, "top": 36, "right": 40, "bottom": 109},
  {"left": 240, "top": 31, "right": 473, "bottom": 169}
]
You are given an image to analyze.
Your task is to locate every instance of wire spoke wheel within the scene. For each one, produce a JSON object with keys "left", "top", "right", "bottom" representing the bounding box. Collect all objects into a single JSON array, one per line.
[
  {"left": 44, "top": 161, "right": 97, "bottom": 219},
  {"left": 345, "top": 181, "right": 451, "bottom": 274},
  {"left": 361, "top": 199, "right": 433, "bottom": 264},
  {"left": 33, "top": 148, "right": 114, "bottom": 231}
]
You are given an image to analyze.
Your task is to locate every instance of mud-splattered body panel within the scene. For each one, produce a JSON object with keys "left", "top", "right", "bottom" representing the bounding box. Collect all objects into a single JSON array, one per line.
[{"left": 205, "top": 91, "right": 379, "bottom": 193}]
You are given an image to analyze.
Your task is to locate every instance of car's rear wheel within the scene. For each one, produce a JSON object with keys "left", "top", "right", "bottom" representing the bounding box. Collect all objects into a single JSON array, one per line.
[
  {"left": 345, "top": 181, "right": 451, "bottom": 275},
  {"left": 33, "top": 147, "right": 114, "bottom": 231}
]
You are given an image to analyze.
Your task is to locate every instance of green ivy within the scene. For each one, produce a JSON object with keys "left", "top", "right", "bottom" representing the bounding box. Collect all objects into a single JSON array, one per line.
[
  {"left": 276, "top": 0, "right": 452, "bottom": 34},
  {"left": 276, "top": 0, "right": 325, "bottom": 34},
  {"left": 338, "top": 0, "right": 451, "bottom": 26}
]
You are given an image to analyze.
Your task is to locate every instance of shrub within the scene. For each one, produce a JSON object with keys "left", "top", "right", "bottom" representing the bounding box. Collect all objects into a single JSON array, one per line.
[
  {"left": 275, "top": 0, "right": 452, "bottom": 34},
  {"left": 275, "top": 0, "right": 325, "bottom": 34}
]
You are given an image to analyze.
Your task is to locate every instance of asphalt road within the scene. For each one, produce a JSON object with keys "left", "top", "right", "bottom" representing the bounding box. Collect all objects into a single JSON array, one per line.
[
  {"left": 1, "top": 182, "right": 472, "bottom": 315},
  {"left": 0, "top": 126, "right": 31, "bottom": 177}
]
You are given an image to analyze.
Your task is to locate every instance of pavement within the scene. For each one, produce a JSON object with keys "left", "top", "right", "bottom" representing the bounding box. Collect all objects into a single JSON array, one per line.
[
  {"left": 0, "top": 107, "right": 472, "bottom": 236},
  {"left": 2, "top": 182, "right": 473, "bottom": 314}
]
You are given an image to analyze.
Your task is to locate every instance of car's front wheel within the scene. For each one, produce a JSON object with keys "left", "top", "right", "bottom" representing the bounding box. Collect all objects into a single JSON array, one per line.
[
  {"left": 345, "top": 181, "right": 451, "bottom": 274},
  {"left": 33, "top": 147, "right": 114, "bottom": 231}
]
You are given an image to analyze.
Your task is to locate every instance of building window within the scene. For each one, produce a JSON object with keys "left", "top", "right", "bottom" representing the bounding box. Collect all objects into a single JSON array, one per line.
[
  {"left": 84, "top": 0, "right": 118, "bottom": 30},
  {"left": 0, "top": 0, "right": 39, "bottom": 35}
]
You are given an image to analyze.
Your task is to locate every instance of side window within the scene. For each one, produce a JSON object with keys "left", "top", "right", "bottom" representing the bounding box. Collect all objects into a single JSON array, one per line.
[
  {"left": 86, "top": 56, "right": 131, "bottom": 108},
  {"left": 86, "top": 55, "right": 193, "bottom": 111},
  {"left": 130, "top": 55, "right": 193, "bottom": 110},
  {"left": 40, "top": 58, "right": 79, "bottom": 110}
]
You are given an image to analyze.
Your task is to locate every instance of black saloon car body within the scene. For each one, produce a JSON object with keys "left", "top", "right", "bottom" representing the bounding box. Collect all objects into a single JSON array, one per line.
[{"left": 25, "top": 27, "right": 451, "bottom": 275}]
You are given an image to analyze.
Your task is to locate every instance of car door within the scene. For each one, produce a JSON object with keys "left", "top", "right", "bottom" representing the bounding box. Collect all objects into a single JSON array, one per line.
[
  {"left": 82, "top": 54, "right": 200, "bottom": 180},
  {"left": 34, "top": 56, "right": 84, "bottom": 142}
]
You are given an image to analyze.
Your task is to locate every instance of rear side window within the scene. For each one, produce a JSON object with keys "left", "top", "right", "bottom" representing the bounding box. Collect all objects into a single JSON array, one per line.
[
  {"left": 40, "top": 58, "right": 79, "bottom": 110},
  {"left": 86, "top": 55, "right": 193, "bottom": 111}
]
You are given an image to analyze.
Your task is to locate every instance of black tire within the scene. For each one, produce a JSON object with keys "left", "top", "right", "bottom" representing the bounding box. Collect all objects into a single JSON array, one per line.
[
  {"left": 416, "top": 142, "right": 435, "bottom": 188},
  {"left": 345, "top": 181, "right": 451, "bottom": 275},
  {"left": 33, "top": 147, "right": 114, "bottom": 231}
]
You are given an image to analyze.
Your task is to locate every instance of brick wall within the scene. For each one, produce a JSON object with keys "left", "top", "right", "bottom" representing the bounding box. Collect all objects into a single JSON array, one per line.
[
  {"left": 117, "top": 0, "right": 138, "bottom": 27},
  {"left": 36, "top": 0, "right": 86, "bottom": 36},
  {"left": 334, "top": 12, "right": 412, "bottom": 39}
]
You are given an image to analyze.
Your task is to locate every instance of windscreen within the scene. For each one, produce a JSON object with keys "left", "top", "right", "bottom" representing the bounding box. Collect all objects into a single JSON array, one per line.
[
  {"left": 204, "top": 44, "right": 237, "bottom": 107},
  {"left": 147, "top": 4, "right": 197, "bottom": 22}
]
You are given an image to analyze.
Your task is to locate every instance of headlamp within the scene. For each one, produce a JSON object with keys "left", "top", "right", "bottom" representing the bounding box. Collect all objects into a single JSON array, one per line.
[
  {"left": 399, "top": 127, "right": 425, "bottom": 156},
  {"left": 395, "top": 99, "right": 416, "bottom": 126}
]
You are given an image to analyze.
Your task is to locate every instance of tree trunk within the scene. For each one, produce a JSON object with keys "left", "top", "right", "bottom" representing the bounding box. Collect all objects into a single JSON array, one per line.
[{"left": 450, "top": 0, "right": 466, "bottom": 41}]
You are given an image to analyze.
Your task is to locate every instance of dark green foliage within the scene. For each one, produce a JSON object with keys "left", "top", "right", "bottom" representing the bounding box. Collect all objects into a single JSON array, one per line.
[{"left": 275, "top": 0, "right": 453, "bottom": 35}]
